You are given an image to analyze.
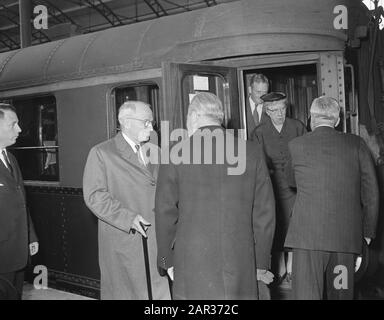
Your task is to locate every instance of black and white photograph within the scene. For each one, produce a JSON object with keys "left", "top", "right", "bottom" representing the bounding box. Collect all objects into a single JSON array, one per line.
[{"left": 0, "top": 0, "right": 384, "bottom": 306}]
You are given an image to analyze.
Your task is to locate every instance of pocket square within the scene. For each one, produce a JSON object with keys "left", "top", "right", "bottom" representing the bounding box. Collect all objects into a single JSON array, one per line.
[{"left": 0, "top": 183, "right": 4, "bottom": 186}]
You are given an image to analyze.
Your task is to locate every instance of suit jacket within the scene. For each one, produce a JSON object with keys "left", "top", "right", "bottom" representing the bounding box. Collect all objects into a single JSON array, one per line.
[
  {"left": 155, "top": 126, "right": 275, "bottom": 299},
  {"left": 245, "top": 97, "right": 268, "bottom": 137},
  {"left": 83, "top": 132, "right": 170, "bottom": 300},
  {"left": 0, "top": 151, "right": 37, "bottom": 273},
  {"left": 285, "top": 126, "right": 379, "bottom": 254}
]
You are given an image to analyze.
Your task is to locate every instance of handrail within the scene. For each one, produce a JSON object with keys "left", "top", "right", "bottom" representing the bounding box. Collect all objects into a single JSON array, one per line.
[{"left": 9, "top": 146, "right": 59, "bottom": 150}]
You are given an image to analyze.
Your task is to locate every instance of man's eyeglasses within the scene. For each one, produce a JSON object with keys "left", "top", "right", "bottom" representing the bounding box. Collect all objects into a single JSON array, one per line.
[{"left": 125, "top": 117, "right": 155, "bottom": 128}]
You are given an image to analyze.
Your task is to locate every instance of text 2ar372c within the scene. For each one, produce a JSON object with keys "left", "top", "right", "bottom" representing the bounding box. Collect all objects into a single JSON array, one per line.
[{"left": 144, "top": 304, "right": 239, "bottom": 317}]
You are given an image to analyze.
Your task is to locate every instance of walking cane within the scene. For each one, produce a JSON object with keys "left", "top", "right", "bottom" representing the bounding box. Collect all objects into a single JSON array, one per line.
[
  {"left": 140, "top": 222, "right": 153, "bottom": 300},
  {"left": 130, "top": 222, "right": 153, "bottom": 300},
  {"left": 167, "top": 273, "right": 173, "bottom": 300}
]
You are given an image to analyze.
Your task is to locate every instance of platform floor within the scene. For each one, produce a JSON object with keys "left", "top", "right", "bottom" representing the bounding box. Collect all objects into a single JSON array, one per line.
[{"left": 22, "top": 283, "right": 93, "bottom": 300}]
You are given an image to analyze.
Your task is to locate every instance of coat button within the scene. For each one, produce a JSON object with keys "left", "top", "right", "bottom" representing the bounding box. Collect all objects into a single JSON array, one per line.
[{"left": 151, "top": 181, "right": 156, "bottom": 186}]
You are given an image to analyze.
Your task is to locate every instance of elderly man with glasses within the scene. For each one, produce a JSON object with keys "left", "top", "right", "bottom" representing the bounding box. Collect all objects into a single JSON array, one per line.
[{"left": 83, "top": 100, "right": 170, "bottom": 300}]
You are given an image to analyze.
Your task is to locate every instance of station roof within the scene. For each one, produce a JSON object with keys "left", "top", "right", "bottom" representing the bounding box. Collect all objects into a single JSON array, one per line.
[{"left": 0, "top": 0, "right": 232, "bottom": 53}]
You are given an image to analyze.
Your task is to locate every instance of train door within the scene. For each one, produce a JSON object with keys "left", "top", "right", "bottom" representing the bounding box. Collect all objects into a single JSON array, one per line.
[
  {"left": 237, "top": 51, "right": 352, "bottom": 137},
  {"left": 162, "top": 52, "right": 352, "bottom": 140},
  {"left": 161, "top": 62, "right": 242, "bottom": 139},
  {"left": 242, "top": 64, "right": 318, "bottom": 136}
]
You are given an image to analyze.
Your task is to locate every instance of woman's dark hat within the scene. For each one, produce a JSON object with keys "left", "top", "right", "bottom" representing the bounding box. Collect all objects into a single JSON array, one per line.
[{"left": 261, "top": 92, "right": 286, "bottom": 102}]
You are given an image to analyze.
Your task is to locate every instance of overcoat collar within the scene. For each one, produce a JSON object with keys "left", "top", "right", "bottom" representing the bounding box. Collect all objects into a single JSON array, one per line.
[
  {"left": 114, "top": 132, "right": 156, "bottom": 180},
  {"left": 312, "top": 126, "right": 335, "bottom": 135}
]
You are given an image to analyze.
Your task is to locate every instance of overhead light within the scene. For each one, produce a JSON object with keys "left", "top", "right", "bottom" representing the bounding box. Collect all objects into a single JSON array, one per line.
[{"left": 362, "top": 0, "right": 384, "bottom": 29}]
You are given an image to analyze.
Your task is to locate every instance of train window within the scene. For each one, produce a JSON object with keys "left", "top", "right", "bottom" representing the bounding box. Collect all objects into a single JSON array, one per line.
[
  {"left": 8, "top": 96, "right": 59, "bottom": 182},
  {"left": 162, "top": 63, "right": 240, "bottom": 135},
  {"left": 181, "top": 73, "right": 230, "bottom": 128},
  {"left": 113, "top": 84, "right": 160, "bottom": 144}
]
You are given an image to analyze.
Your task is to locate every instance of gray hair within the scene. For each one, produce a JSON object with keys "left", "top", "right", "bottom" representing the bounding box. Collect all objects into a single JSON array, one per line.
[
  {"left": 264, "top": 98, "right": 287, "bottom": 111},
  {"left": 310, "top": 96, "right": 340, "bottom": 127},
  {"left": 0, "top": 103, "right": 16, "bottom": 119},
  {"left": 118, "top": 100, "right": 153, "bottom": 125},
  {"left": 250, "top": 73, "right": 269, "bottom": 87},
  {"left": 188, "top": 92, "right": 224, "bottom": 124}
]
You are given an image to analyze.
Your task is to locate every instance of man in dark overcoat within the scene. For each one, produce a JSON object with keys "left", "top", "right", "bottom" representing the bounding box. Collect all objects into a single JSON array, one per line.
[
  {"left": 285, "top": 96, "right": 379, "bottom": 299},
  {"left": 155, "top": 92, "right": 276, "bottom": 299},
  {"left": 0, "top": 103, "right": 38, "bottom": 300}
]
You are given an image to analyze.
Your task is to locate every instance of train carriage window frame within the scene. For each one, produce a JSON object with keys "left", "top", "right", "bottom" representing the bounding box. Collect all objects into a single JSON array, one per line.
[
  {"left": 227, "top": 52, "right": 349, "bottom": 137},
  {"left": 6, "top": 95, "right": 59, "bottom": 184},
  {"left": 161, "top": 62, "right": 241, "bottom": 137},
  {"left": 181, "top": 72, "right": 231, "bottom": 129},
  {"left": 108, "top": 81, "right": 161, "bottom": 144}
]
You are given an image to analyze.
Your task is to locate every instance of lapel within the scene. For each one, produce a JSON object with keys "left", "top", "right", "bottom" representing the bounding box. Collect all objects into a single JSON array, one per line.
[
  {"left": 114, "top": 132, "right": 156, "bottom": 182},
  {"left": 0, "top": 151, "right": 18, "bottom": 183},
  {"left": 259, "top": 107, "right": 269, "bottom": 124},
  {"left": 246, "top": 97, "right": 257, "bottom": 134}
]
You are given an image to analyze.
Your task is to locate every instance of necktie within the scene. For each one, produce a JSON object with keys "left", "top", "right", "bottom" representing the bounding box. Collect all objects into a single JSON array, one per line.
[
  {"left": 253, "top": 106, "right": 260, "bottom": 126},
  {"left": 2, "top": 150, "right": 13, "bottom": 177},
  {"left": 135, "top": 144, "right": 146, "bottom": 167}
]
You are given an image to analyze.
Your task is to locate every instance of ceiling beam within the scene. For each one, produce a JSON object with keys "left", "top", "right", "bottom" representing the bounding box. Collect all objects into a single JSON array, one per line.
[
  {"left": 162, "top": 0, "right": 191, "bottom": 11},
  {"left": 83, "top": 0, "right": 124, "bottom": 26},
  {"left": 143, "top": 0, "right": 168, "bottom": 17},
  {"left": 0, "top": 30, "right": 19, "bottom": 50}
]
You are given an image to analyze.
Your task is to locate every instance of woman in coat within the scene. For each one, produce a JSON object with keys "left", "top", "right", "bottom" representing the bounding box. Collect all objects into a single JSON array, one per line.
[{"left": 252, "top": 92, "right": 307, "bottom": 288}]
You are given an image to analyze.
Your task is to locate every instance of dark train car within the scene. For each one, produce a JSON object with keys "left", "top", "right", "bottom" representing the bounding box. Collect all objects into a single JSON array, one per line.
[{"left": 0, "top": 0, "right": 381, "bottom": 298}]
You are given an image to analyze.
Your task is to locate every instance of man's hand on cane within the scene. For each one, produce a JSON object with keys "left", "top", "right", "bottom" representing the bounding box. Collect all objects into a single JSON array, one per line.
[
  {"left": 355, "top": 237, "right": 372, "bottom": 272},
  {"left": 167, "top": 267, "right": 174, "bottom": 281},
  {"left": 131, "top": 215, "right": 151, "bottom": 238}
]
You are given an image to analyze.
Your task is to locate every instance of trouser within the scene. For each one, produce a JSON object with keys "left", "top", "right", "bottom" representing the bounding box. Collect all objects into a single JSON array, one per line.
[
  {"left": 291, "top": 249, "right": 355, "bottom": 300},
  {"left": 257, "top": 281, "right": 271, "bottom": 300},
  {"left": 0, "top": 270, "right": 25, "bottom": 300}
]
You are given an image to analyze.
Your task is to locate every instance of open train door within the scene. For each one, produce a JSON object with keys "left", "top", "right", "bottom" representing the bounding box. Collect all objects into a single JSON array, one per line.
[{"left": 161, "top": 62, "right": 242, "bottom": 140}]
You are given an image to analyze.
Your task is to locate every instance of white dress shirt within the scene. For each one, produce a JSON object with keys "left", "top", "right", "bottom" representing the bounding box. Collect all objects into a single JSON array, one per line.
[{"left": 0, "top": 148, "right": 10, "bottom": 169}]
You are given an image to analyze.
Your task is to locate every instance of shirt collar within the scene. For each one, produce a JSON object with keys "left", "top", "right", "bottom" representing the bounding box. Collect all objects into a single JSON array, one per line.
[
  {"left": 315, "top": 124, "right": 334, "bottom": 129},
  {"left": 122, "top": 132, "right": 138, "bottom": 153}
]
